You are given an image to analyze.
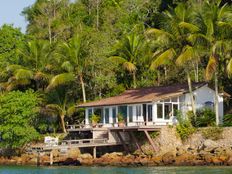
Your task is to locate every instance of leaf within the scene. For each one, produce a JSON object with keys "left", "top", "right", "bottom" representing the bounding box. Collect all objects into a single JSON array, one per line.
[
  {"left": 47, "top": 73, "right": 75, "bottom": 90},
  {"left": 14, "top": 69, "right": 33, "bottom": 80},
  {"left": 6, "top": 65, "right": 23, "bottom": 73},
  {"left": 67, "top": 105, "right": 76, "bottom": 117},
  {"left": 61, "top": 61, "right": 74, "bottom": 72},
  {"left": 176, "top": 45, "right": 195, "bottom": 66},
  {"left": 179, "top": 22, "right": 199, "bottom": 33},
  {"left": 227, "top": 58, "right": 232, "bottom": 78},
  {"left": 150, "top": 48, "right": 176, "bottom": 70},
  {"left": 122, "top": 62, "right": 136, "bottom": 72},
  {"left": 205, "top": 55, "right": 217, "bottom": 81},
  {"left": 109, "top": 56, "right": 127, "bottom": 64},
  {"left": 146, "top": 28, "right": 174, "bottom": 40}
]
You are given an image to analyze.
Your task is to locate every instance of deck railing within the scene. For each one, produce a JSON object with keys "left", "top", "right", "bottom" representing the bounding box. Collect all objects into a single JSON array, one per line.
[{"left": 61, "top": 138, "right": 108, "bottom": 145}]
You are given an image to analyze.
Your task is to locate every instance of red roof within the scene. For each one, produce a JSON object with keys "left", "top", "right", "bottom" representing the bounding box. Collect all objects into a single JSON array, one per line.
[{"left": 78, "top": 83, "right": 206, "bottom": 107}]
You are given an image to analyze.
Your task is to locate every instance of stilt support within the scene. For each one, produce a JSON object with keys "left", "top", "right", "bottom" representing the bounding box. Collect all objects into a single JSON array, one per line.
[
  {"left": 93, "top": 146, "right": 97, "bottom": 159},
  {"left": 116, "top": 131, "right": 129, "bottom": 153},
  {"left": 129, "top": 131, "right": 143, "bottom": 153},
  {"left": 144, "top": 130, "right": 158, "bottom": 152},
  {"left": 50, "top": 151, "right": 53, "bottom": 165}
]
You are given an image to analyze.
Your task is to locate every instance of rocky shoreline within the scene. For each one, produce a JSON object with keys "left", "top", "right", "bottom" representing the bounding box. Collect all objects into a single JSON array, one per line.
[{"left": 2, "top": 127, "right": 232, "bottom": 167}]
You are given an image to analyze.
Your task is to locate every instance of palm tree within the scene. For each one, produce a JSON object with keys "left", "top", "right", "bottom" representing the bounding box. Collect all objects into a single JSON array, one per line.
[
  {"left": 110, "top": 33, "right": 144, "bottom": 88},
  {"left": 55, "top": 34, "right": 87, "bottom": 103},
  {"left": 1, "top": 40, "right": 51, "bottom": 91},
  {"left": 146, "top": 3, "right": 200, "bottom": 116},
  {"left": 192, "top": 1, "right": 232, "bottom": 125}
]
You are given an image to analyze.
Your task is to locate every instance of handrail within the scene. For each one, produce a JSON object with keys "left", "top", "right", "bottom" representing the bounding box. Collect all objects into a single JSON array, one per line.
[{"left": 61, "top": 138, "right": 108, "bottom": 145}]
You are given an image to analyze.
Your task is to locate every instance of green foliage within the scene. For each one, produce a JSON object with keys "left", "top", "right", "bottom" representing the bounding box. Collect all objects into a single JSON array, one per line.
[
  {"left": 176, "top": 111, "right": 195, "bottom": 140},
  {"left": 223, "top": 114, "right": 232, "bottom": 127},
  {"left": 149, "top": 131, "right": 160, "bottom": 139},
  {"left": 0, "top": 90, "right": 40, "bottom": 149},
  {"left": 201, "top": 127, "right": 223, "bottom": 140},
  {"left": 90, "top": 114, "right": 101, "bottom": 123},
  {"left": 189, "top": 109, "right": 216, "bottom": 127},
  {"left": 117, "top": 113, "right": 124, "bottom": 123}
]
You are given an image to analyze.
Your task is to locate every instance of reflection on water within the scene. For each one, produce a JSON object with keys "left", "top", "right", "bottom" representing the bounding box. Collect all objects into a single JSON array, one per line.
[{"left": 1, "top": 166, "right": 232, "bottom": 174}]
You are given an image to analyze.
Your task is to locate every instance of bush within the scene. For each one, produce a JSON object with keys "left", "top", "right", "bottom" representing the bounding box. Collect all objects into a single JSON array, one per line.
[
  {"left": 201, "top": 127, "right": 223, "bottom": 140},
  {"left": 176, "top": 112, "right": 195, "bottom": 140},
  {"left": 223, "top": 114, "right": 232, "bottom": 127},
  {"left": 189, "top": 108, "right": 215, "bottom": 127}
]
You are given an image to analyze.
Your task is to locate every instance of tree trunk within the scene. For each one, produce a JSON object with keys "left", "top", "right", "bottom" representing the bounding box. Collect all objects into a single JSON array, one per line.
[
  {"left": 60, "top": 114, "right": 66, "bottom": 133},
  {"left": 80, "top": 74, "right": 86, "bottom": 103},
  {"left": 187, "top": 72, "right": 196, "bottom": 117},
  {"left": 215, "top": 71, "right": 220, "bottom": 125},
  {"left": 132, "top": 71, "right": 136, "bottom": 88},
  {"left": 48, "top": 19, "right": 52, "bottom": 45}
]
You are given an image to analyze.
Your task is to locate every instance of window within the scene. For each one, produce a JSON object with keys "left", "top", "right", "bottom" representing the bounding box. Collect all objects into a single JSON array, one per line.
[
  {"left": 147, "top": 105, "right": 153, "bottom": 122},
  {"left": 112, "top": 107, "right": 117, "bottom": 123},
  {"left": 88, "top": 108, "right": 93, "bottom": 120},
  {"left": 164, "top": 103, "right": 172, "bottom": 120},
  {"left": 118, "top": 106, "right": 127, "bottom": 121},
  {"left": 104, "top": 108, "right": 109, "bottom": 124},
  {"left": 135, "top": 105, "right": 142, "bottom": 121},
  {"left": 128, "top": 106, "right": 133, "bottom": 122},
  {"left": 94, "top": 108, "right": 103, "bottom": 123},
  {"left": 173, "top": 104, "right": 178, "bottom": 116},
  {"left": 157, "top": 104, "right": 163, "bottom": 119}
]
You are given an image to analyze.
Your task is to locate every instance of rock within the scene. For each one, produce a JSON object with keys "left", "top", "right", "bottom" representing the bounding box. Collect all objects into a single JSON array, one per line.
[
  {"left": 175, "top": 153, "right": 195, "bottom": 166},
  {"left": 62, "top": 157, "right": 81, "bottom": 166},
  {"left": 51, "top": 149, "right": 60, "bottom": 157},
  {"left": 79, "top": 153, "right": 93, "bottom": 159},
  {"left": 162, "top": 152, "right": 175, "bottom": 165},
  {"left": 67, "top": 148, "right": 80, "bottom": 159},
  {"left": 203, "top": 140, "right": 218, "bottom": 149},
  {"left": 151, "top": 156, "right": 162, "bottom": 165}
]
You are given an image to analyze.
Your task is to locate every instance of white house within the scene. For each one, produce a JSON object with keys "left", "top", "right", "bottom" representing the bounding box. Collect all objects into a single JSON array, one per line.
[{"left": 78, "top": 83, "right": 225, "bottom": 127}]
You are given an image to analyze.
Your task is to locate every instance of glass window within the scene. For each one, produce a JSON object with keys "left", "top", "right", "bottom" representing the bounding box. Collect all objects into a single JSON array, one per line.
[
  {"left": 173, "top": 104, "right": 178, "bottom": 116},
  {"left": 104, "top": 108, "right": 109, "bottom": 124},
  {"left": 118, "top": 106, "right": 127, "bottom": 121},
  {"left": 136, "top": 105, "right": 142, "bottom": 120},
  {"left": 148, "top": 105, "right": 153, "bottom": 122},
  {"left": 112, "top": 107, "right": 117, "bottom": 123},
  {"left": 164, "top": 98, "right": 170, "bottom": 102},
  {"left": 94, "top": 108, "right": 103, "bottom": 123},
  {"left": 157, "top": 104, "right": 163, "bottom": 119},
  {"left": 164, "top": 103, "right": 172, "bottom": 120},
  {"left": 88, "top": 108, "right": 92, "bottom": 120},
  {"left": 128, "top": 106, "right": 133, "bottom": 122}
]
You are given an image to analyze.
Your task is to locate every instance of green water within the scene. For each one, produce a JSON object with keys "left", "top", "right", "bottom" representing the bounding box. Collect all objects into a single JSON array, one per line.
[{"left": 1, "top": 166, "right": 232, "bottom": 174}]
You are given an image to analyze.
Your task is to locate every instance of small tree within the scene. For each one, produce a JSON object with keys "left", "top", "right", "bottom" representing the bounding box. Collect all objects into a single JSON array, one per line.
[{"left": 0, "top": 90, "right": 40, "bottom": 152}]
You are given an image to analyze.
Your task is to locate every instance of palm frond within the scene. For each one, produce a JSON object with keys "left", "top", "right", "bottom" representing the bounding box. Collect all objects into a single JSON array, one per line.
[
  {"left": 6, "top": 65, "right": 23, "bottom": 73},
  {"left": 47, "top": 73, "right": 75, "bottom": 90},
  {"left": 150, "top": 48, "right": 176, "bottom": 70},
  {"left": 176, "top": 46, "right": 195, "bottom": 66},
  {"left": 61, "top": 61, "right": 74, "bottom": 72},
  {"left": 67, "top": 105, "right": 77, "bottom": 117},
  {"left": 46, "top": 104, "right": 62, "bottom": 114},
  {"left": 146, "top": 28, "right": 174, "bottom": 40},
  {"left": 14, "top": 69, "right": 33, "bottom": 80},
  {"left": 205, "top": 55, "right": 217, "bottom": 81},
  {"left": 109, "top": 56, "right": 127, "bottom": 64},
  {"left": 227, "top": 58, "right": 232, "bottom": 78},
  {"left": 122, "top": 62, "right": 136, "bottom": 72},
  {"left": 34, "top": 71, "right": 50, "bottom": 82},
  {"left": 179, "top": 22, "right": 200, "bottom": 33}
]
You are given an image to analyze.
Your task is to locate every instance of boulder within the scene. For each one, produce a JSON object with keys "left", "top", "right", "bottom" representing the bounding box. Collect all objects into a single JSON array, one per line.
[
  {"left": 162, "top": 152, "right": 175, "bottom": 165},
  {"left": 67, "top": 148, "right": 80, "bottom": 159},
  {"left": 203, "top": 140, "right": 218, "bottom": 151}
]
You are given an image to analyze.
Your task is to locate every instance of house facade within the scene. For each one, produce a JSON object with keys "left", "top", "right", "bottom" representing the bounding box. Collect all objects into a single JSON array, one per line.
[{"left": 78, "top": 83, "right": 224, "bottom": 127}]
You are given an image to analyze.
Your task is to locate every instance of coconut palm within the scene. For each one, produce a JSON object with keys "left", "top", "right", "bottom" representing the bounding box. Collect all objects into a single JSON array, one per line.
[
  {"left": 1, "top": 40, "right": 51, "bottom": 91},
  {"left": 146, "top": 3, "right": 201, "bottom": 116},
  {"left": 192, "top": 1, "right": 232, "bottom": 125},
  {"left": 54, "top": 34, "right": 87, "bottom": 103},
  {"left": 110, "top": 33, "right": 144, "bottom": 88}
]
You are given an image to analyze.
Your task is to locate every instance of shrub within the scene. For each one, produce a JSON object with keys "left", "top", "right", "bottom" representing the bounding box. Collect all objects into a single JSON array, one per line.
[
  {"left": 189, "top": 108, "right": 216, "bottom": 127},
  {"left": 223, "top": 114, "right": 232, "bottom": 127},
  {"left": 90, "top": 114, "right": 101, "bottom": 123},
  {"left": 117, "top": 113, "right": 124, "bottom": 123},
  {"left": 176, "top": 112, "right": 195, "bottom": 140},
  {"left": 201, "top": 127, "right": 223, "bottom": 140}
]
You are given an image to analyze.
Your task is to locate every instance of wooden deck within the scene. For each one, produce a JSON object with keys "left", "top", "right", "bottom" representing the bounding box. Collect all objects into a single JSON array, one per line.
[{"left": 30, "top": 138, "right": 122, "bottom": 152}]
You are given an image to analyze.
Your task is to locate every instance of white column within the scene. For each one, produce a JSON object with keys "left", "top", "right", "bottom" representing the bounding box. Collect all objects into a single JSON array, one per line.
[
  {"left": 133, "top": 105, "right": 136, "bottom": 122},
  {"left": 85, "top": 108, "right": 89, "bottom": 125},
  {"left": 153, "top": 103, "right": 157, "bottom": 123},
  {"left": 109, "top": 107, "right": 113, "bottom": 124}
]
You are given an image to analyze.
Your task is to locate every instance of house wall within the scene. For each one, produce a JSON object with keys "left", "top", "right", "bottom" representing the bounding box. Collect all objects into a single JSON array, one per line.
[{"left": 179, "top": 85, "right": 223, "bottom": 118}]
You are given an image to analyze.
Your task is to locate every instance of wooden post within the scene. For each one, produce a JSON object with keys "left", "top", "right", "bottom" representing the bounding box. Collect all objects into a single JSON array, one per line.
[
  {"left": 93, "top": 146, "right": 97, "bottom": 159},
  {"left": 50, "top": 151, "right": 53, "bottom": 165},
  {"left": 129, "top": 131, "right": 143, "bottom": 153},
  {"left": 116, "top": 131, "right": 129, "bottom": 153},
  {"left": 37, "top": 152, "right": 40, "bottom": 166},
  {"left": 144, "top": 130, "right": 158, "bottom": 152}
]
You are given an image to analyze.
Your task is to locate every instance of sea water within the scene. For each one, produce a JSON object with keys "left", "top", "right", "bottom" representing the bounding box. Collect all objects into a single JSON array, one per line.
[{"left": 1, "top": 166, "right": 232, "bottom": 174}]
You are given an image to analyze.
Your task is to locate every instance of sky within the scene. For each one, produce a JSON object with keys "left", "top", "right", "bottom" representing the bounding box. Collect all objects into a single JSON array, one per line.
[{"left": 0, "top": 0, "right": 35, "bottom": 33}]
